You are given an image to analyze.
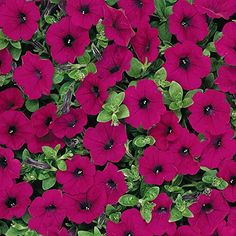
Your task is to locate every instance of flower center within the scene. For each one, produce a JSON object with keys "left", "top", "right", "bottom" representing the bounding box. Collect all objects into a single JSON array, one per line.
[
  {"left": 45, "top": 117, "right": 53, "bottom": 126},
  {"left": 68, "top": 119, "right": 77, "bottom": 128},
  {"left": 104, "top": 139, "right": 114, "bottom": 150},
  {"left": 80, "top": 5, "right": 89, "bottom": 14},
  {"left": 109, "top": 65, "right": 120, "bottom": 73},
  {"left": 92, "top": 86, "right": 99, "bottom": 97},
  {"left": 139, "top": 97, "right": 150, "bottom": 109},
  {"left": 135, "top": 0, "right": 143, "bottom": 8},
  {"left": 63, "top": 35, "right": 75, "bottom": 47},
  {"left": 74, "top": 168, "right": 83, "bottom": 177},
  {"left": 45, "top": 204, "right": 56, "bottom": 211},
  {"left": 0, "top": 156, "right": 7, "bottom": 168},
  {"left": 107, "top": 179, "right": 117, "bottom": 189},
  {"left": 158, "top": 206, "right": 167, "bottom": 213},
  {"left": 166, "top": 126, "right": 173, "bottom": 134},
  {"left": 179, "top": 57, "right": 190, "bottom": 70},
  {"left": 8, "top": 126, "right": 16, "bottom": 135},
  {"left": 35, "top": 69, "right": 42, "bottom": 80},
  {"left": 181, "top": 17, "right": 190, "bottom": 28},
  {"left": 19, "top": 12, "right": 27, "bottom": 24},
  {"left": 5, "top": 197, "right": 17, "bottom": 208},
  {"left": 80, "top": 201, "right": 91, "bottom": 210},
  {"left": 145, "top": 40, "right": 151, "bottom": 52},
  {"left": 230, "top": 176, "right": 236, "bottom": 185},
  {"left": 153, "top": 165, "right": 162, "bottom": 174},
  {"left": 203, "top": 105, "right": 213, "bottom": 115},
  {"left": 124, "top": 232, "right": 133, "bottom": 236},
  {"left": 180, "top": 147, "right": 190, "bottom": 156},
  {"left": 214, "top": 137, "right": 222, "bottom": 149},
  {"left": 201, "top": 203, "right": 213, "bottom": 213}
]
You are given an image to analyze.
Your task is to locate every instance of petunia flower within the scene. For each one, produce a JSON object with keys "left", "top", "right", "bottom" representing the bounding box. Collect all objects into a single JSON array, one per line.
[
  {"left": 130, "top": 23, "right": 160, "bottom": 63},
  {"left": 215, "top": 22, "right": 236, "bottom": 66},
  {"left": 215, "top": 65, "right": 236, "bottom": 94},
  {"left": 95, "top": 162, "right": 127, "bottom": 204},
  {"left": 83, "top": 122, "right": 127, "bottom": 166},
  {"left": 169, "top": 129, "right": 202, "bottom": 175},
  {"left": 139, "top": 146, "right": 177, "bottom": 185},
  {"left": 176, "top": 225, "right": 201, "bottom": 236},
  {"left": 188, "top": 89, "right": 231, "bottom": 134},
  {"left": 28, "top": 189, "right": 66, "bottom": 235},
  {"left": 107, "top": 208, "right": 152, "bottom": 236},
  {"left": 0, "top": 179, "right": 32, "bottom": 220},
  {"left": 31, "top": 103, "right": 57, "bottom": 138},
  {"left": 163, "top": 41, "right": 211, "bottom": 90},
  {"left": 75, "top": 73, "right": 109, "bottom": 115},
  {"left": 0, "top": 0, "right": 40, "bottom": 41},
  {"left": 194, "top": 0, "right": 236, "bottom": 20},
  {"left": 66, "top": 0, "right": 105, "bottom": 29},
  {"left": 0, "top": 48, "right": 12, "bottom": 75},
  {"left": 46, "top": 16, "right": 90, "bottom": 64},
  {"left": 0, "top": 88, "right": 24, "bottom": 114},
  {"left": 118, "top": 0, "right": 155, "bottom": 28},
  {"left": 65, "top": 185, "right": 107, "bottom": 224},
  {"left": 169, "top": 0, "right": 208, "bottom": 42},
  {"left": 148, "top": 193, "right": 177, "bottom": 235},
  {"left": 124, "top": 79, "right": 166, "bottom": 130},
  {"left": 13, "top": 52, "right": 54, "bottom": 100},
  {"left": 149, "top": 111, "right": 183, "bottom": 150},
  {"left": 0, "top": 111, "right": 32, "bottom": 150},
  {"left": 56, "top": 155, "right": 96, "bottom": 195},
  {"left": 95, "top": 44, "right": 133, "bottom": 87},
  {"left": 188, "top": 190, "right": 230, "bottom": 235},
  {"left": 48, "top": 227, "right": 69, "bottom": 236},
  {"left": 51, "top": 108, "right": 87, "bottom": 139},
  {"left": 200, "top": 129, "right": 236, "bottom": 168},
  {"left": 0, "top": 147, "right": 21, "bottom": 181},
  {"left": 103, "top": 6, "right": 135, "bottom": 46}
]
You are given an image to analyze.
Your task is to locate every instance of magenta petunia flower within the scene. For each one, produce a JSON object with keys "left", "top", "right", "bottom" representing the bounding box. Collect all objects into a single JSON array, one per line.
[
  {"left": 52, "top": 108, "right": 87, "bottom": 139},
  {"left": 215, "top": 66, "right": 236, "bottom": 94},
  {"left": 0, "top": 147, "right": 21, "bottom": 181},
  {"left": 0, "top": 0, "right": 40, "bottom": 41},
  {"left": 148, "top": 193, "right": 176, "bottom": 235},
  {"left": 65, "top": 185, "right": 107, "bottom": 224},
  {"left": 163, "top": 41, "right": 211, "bottom": 90},
  {"left": 13, "top": 52, "right": 54, "bottom": 100},
  {"left": 200, "top": 129, "right": 236, "bottom": 168},
  {"left": 66, "top": 0, "right": 105, "bottom": 29},
  {"left": 168, "top": 129, "right": 202, "bottom": 175},
  {"left": 83, "top": 122, "right": 127, "bottom": 166},
  {"left": 95, "top": 162, "right": 127, "bottom": 204},
  {"left": 118, "top": 0, "right": 155, "bottom": 28},
  {"left": 0, "top": 111, "right": 32, "bottom": 150},
  {"left": 0, "top": 48, "right": 12, "bottom": 75},
  {"left": 215, "top": 22, "right": 236, "bottom": 66},
  {"left": 188, "top": 190, "right": 230, "bottom": 235},
  {"left": 212, "top": 221, "right": 236, "bottom": 236},
  {"left": 139, "top": 146, "right": 177, "bottom": 185},
  {"left": 188, "top": 89, "right": 231, "bottom": 134},
  {"left": 218, "top": 160, "right": 236, "bottom": 202},
  {"left": 75, "top": 73, "right": 109, "bottom": 115},
  {"left": 0, "top": 88, "right": 24, "bottom": 114},
  {"left": 46, "top": 16, "right": 90, "bottom": 64},
  {"left": 31, "top": 103, "right": 57, "bottom": 138},
  {"left": 194, "top": 0, "right": 236, "bottom": 19},
  {"left": 124, "top": 79, "right": 166, "bottom": 129},
  {"left": 149, "top": 111, "right": 182, "bottom": 150},
  {"left": 176, "top": 225, "right": 201, "bottom": 236},
  {"left": 95, "top": 44, "right": 133, "bottom": 87},
  {"left": 0, "top": 179, "right": 32, "bottom": 220},
  {"left": 56, "top": 155, "right": 96, "bottom": 195},
  {"left": 103, "top": 6, "right": 135, "bottom": 47},
  {"left": 27, "top": 131, "right": 65, "bottom": 154},
  {"left": 130, "top": 24, "right": 160, "bottom": 63},
  {"left": 169, "top": 0, "right": 208, "bottom": 42},
  {"left": 107, "top": 208, "right": 152, "bottom": 236},
  {"left": 28, "top": 189, "right": 66, "bottom": 235},
  {"left": 48, "top": 227, "right": 69, "bottom": 236}
]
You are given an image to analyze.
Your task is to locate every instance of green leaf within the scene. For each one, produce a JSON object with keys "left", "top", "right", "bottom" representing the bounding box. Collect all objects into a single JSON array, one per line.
[
  {"left": 78, "top": 231, "right": 94, "bottom": 236},
  {"left": 116, "top": 104, "right": 130, "bottom": 119},
  {"left": 0, "top": 221, "right": 8, "bottom": 235},
  {"left": 42, "top": 146, "right": 57, "bottom": 158},
  {"left": 56, "top": 160, "right": 67, "bottom": 171},
  {"left": 155, "top": 0, "right": 166, "bottom": 20},
  {"left": 169, "top": 81, "right": 183, "bottom": 101},
  {"left": 97, "top": 110, "right": 112, "bottom": 122},
  {"left": 172, "top": 175, "right": 183, "bottom": 186},
  {"left": 169, "top": 207, "right": 183, "bottom": 222},
  {"left": 53, "top": 71, "right": 64, "bottom": 84},
  {"left": 202, "top": 175, "right": 214, "bottom": 184},
  {"left": 44, "top": 15, "right": 56, "bottom": 24},
  {"left": 94, "top": 227, "right": 102, "bottom": 236},
  {"left": 109, "top": 212, "right": 121, "bottom": 223},
  {"left": 9, "top": 46, "right": 22, "bottom": 60},
  {"left": 42, "top": 177, "right": 56, "bottom": 190},
  {"left": 169, "top": 102, "right": 182, "bottom": 110},
  {"left": 10, "top": 41, "right": 21, "bottom": 49},
  {"left": 140, "top": 201, "right": 156, "bottom": 223},
  {"left": 154, "top": 67, "right": 167, "bottom": 81},
  {"left": 158, "top": 22, "right": 172, "bottom": 43},
  {"left": 25, "top": 99, "right": 39, "bottom": 112},
  {"left": 77, "top": 51, "right": 91, "bottom": 64},
  {"left": 133, "top": 135, "right": 148, "bottom": 148},
  {"left": 68, "top": 70, "right": 84, "bottom": 80},
  {"left": 127, "top": 58, "right": 143, "bottom": 78},
  {"left": 182, "top": 98, "right": 193, "bottom": 108},
  {"left": 213, "top": 178, "right": 228, "bottom": 190},
  {"left": 118, "top": 194, "right": 139, "bottom": 207},
  {"left": 143, "top": 186, "right": 160, "bottom": 201},
  {"left": 105, "top": 0, "right": 117, "bottom": 5},
  {"left": 113, "top": 92, "right": 125, "bottom": 106},
  {"left": 182, "top": 208, "right": 194, "bottom": 218}
]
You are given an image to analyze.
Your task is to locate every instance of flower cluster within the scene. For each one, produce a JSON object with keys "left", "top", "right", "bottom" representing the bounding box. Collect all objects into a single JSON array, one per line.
[{"left": 0, "top": 0, "right": 236, "bottom": 235}]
